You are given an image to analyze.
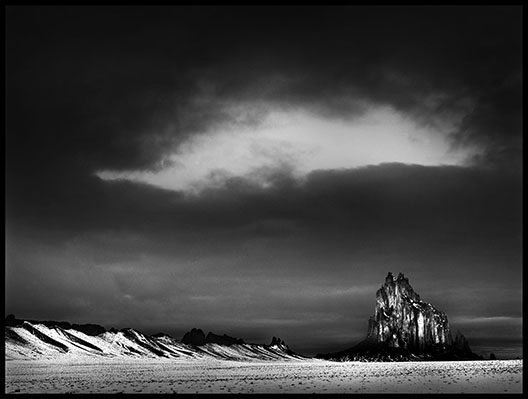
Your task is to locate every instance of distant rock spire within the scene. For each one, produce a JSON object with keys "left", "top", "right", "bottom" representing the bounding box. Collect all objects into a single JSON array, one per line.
[{"left": 453, "top": 331, "right": 474, "bottom": 357}]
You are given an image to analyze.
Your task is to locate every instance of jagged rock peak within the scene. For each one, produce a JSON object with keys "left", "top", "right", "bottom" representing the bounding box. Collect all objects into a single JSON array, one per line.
[
  {"left": 381, "top": 272, "right": 419, "bottom": 300},
  {"left": 269, "top": 336, "right": 286, "bottom": 346},
  {"left": 181, "top": 328, "right": 206, "bottom": 346},
  {"left": 368, "top": 272, "right": 451, "bottom": 352}
]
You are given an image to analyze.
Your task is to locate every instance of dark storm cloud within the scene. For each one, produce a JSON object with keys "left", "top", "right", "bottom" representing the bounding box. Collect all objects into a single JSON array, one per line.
[
  {"left": 6, "top": 6, "right": 522, "bottom": 187},
  {"left": 6, "top": 5, "right": 522, "bottom": 235},
  {"left": 6, "top": 162, "right": 522, "bottom": 243}
]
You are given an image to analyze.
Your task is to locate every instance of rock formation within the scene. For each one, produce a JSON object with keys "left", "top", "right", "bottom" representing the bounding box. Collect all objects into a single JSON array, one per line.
[
  {"left": 181, "top": 329, "right": 245, "bottom": 346},
  {"left": 269, "top": 336, "right": 286, "bottom": 346},
  {"left": 205, "top": 332, "right": 244, "bottom": 346},
  {"left": 5, "top": 317, "right": 306, "bottom": 361},
  {"left": 452, "top": 331, "right": 472, "bottom": 355},
  {"left": 317, "top": 272, "right": 482, "bottom": 361},
  {"left": 366, "top": 272, "right": 452, "bottom": 353},
  {"left": 181, "top": 328, "right": 206, "bottom": 346}
]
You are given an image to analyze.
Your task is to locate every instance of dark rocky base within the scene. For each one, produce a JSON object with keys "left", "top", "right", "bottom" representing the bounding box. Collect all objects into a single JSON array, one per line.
[{"left": 316, "top": 338, "right": 483, "bottom": 362}]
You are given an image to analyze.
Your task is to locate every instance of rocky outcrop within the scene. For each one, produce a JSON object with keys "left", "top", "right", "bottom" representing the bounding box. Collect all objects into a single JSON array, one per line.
[
  {"left": 269, "top": 336, "right": 286, "bottom": 346},
  {"left": 366, "top": 272, "right": 452, "bottom": 353},
  {"left": 452, "top": 331, "right": 478, "bottom": 359},
  {"left": 265, "top": 336, "right": 300, "bottom": 358},
  {"left": 181, "top": 328, "right": 206, "bottom": 346},
  {"left": 180, "top": 329, "right": 245, "bottom": 346},
  {"left": 5, "top": 314, "right": 24, "bottom": 327},
  {"left": 6, "top": 321, "right": 307, "bottom": 361},
  {"left": 205, "top": 332, "right": 244, "bottom": 346},
  {"left": 317, "top": 272, "right": 482, "bottom": 361}
]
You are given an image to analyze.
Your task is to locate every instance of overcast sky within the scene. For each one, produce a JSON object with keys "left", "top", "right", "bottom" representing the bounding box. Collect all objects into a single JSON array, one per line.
[{"left": 5, "top": 6, "right": 522, "bottom": 358}]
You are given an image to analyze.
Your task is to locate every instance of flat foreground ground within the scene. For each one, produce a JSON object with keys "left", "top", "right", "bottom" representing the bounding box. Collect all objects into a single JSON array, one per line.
[{"left": 5, "top": 358, "right": 522, "bottom": 394}]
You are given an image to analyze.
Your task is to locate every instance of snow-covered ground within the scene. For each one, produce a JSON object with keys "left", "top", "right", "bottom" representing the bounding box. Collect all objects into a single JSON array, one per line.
[{"left": 5, "top": 358, "right": 522, "bottom": 394}]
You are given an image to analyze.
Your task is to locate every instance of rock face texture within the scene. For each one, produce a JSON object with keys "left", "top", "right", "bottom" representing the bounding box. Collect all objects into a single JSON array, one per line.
[
  {"left": 317, "top": 272, "right": 481, "bottom": 361},
  {"left": 366, "top": 272, "right": 452, "bottom": 353}
]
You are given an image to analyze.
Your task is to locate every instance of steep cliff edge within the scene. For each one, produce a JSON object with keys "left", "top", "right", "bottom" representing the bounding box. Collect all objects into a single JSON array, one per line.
[{"left": 318, "top": 272, "right": 482, "bottom": 361}]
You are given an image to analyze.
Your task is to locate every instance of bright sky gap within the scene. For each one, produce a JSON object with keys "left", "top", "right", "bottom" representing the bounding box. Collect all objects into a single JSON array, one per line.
[{"left": 97, "top": 106, "right": 478, "bottom": 192}]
